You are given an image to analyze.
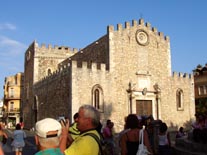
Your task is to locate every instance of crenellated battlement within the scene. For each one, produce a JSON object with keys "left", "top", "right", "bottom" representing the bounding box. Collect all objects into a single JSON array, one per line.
[
  {"left": 35, "top": 64, "right": 70, "bottom": 86},
  {"left": 172, "top": 72, "right": 193, "bottom": 79},
  {"left": 35, "top": 41, "right": 79, "bottom": 54},
  {"left": 107, "top": 18, "right": 169, "bottom": 41},
  {"left": 71, "top": 60, "right": 108, "bottom": 72},
  {"left": 34, "top": 60, "right": 108, "bottom": 87}
]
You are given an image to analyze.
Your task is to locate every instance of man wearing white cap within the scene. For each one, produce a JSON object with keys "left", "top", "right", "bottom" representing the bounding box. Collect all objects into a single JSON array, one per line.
[{"left": 35, "top": 118, "right": 64, "bottom": 155}]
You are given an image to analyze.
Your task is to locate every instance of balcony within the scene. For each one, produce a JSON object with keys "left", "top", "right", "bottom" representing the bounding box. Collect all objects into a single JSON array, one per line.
[
  {"left": 4, "top": 95, "right": 20, "bottom": 100},
  {"left": 6, "top": 108, "right": 20, "bottom": 114}
]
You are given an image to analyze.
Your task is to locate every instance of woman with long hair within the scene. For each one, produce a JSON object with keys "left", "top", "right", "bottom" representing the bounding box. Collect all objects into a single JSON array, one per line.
[{"left": 120, "top": 114, "right": 152, "bottom": 155}]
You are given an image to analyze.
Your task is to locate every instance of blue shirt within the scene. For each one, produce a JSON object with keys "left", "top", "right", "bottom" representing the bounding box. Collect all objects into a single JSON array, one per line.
[{"left": 11, "top": 130, "right": 26, "bottom": 148}]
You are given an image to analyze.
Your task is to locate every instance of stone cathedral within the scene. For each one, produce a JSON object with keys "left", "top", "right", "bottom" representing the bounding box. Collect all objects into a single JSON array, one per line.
[{"left": 22, "top": 18, "right": 195, "bottom": 131}]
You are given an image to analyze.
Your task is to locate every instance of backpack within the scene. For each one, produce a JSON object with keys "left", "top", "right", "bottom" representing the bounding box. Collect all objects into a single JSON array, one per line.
[{"left": 84, "top": 133, "right": 109, "bottom": 155}]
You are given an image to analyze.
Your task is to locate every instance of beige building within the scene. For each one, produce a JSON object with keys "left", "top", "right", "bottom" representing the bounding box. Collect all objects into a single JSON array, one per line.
[
  {"left": 22, "top": 18, "right": 195, "bottom": 131},
  {"left": 3, "top": 72, "right": 24, "bottom": 128},
  {"left": 0, "top": 100, "right": 3, "bottom": 121}
]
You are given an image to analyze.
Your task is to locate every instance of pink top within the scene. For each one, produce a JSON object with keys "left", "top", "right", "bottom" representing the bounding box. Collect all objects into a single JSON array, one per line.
[{"left": 103, "top": 126, "right": 112, "bottom": 138}]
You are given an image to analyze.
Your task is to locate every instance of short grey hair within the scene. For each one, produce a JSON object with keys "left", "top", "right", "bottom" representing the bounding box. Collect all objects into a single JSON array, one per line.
[
  {"left": 79, "top": 104, "right": 100, "bottom": 127},
  {"left": 38, "top": 136, "right": 60, "bottom": 148}
]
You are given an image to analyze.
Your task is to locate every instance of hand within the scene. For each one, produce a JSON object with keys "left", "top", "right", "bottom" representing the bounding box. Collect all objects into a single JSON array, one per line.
[
  {"left": 61, "top": 118, "right": 70, "bottom": 137},
  {"left": 60, "top": 119, "right": 70, "bottom": 153}
]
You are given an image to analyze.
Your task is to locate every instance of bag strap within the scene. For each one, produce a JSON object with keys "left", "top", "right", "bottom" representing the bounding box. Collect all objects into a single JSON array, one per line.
[
  {"left": 138, "top": 129, "right": 151, "bottom": 154},
  {"left": 139, "top": 129, "right": 144, "bottom": 145},
  {"left": 83, "top": 133, "right": 103, "bottom": 155}
]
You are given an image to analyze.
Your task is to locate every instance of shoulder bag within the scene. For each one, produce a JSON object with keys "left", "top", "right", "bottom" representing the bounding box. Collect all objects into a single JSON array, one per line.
[{"left": 136, "top": 129, "right": 151, "bottom": 155}]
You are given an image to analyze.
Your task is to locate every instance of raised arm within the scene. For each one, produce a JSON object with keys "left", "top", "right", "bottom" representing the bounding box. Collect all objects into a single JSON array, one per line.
[{"left": 59, "top": 119, "right": 70, "bottom": 153}]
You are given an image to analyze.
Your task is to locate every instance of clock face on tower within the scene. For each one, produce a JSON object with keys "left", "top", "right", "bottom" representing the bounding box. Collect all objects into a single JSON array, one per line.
[{"left": 136, "top": 29, "right": 149, "bottom": 46}]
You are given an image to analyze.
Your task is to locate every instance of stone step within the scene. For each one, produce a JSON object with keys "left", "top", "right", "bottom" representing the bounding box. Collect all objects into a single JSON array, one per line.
[
  {"left": 174, "top": 146, "right": 206, "bottom": 155},
  {"left": 175, "top": 137, "right": 207, "bottom": 155}
]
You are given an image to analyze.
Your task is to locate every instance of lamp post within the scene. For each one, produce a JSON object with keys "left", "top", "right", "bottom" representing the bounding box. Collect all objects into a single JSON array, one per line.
[{"left": 126, "top": 82, "right": 133, "bottom": 114}]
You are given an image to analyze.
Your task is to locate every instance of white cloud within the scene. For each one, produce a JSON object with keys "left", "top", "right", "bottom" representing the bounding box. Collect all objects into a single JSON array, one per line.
[
  {"left": 0, "top": 35, "right": 27, "bottom": 56},
  {"left": 0, "top": 35, "right": 25, "bottom": 83},
  {"left": 0, "top": 23, "right": 16, "bottom": 30}
]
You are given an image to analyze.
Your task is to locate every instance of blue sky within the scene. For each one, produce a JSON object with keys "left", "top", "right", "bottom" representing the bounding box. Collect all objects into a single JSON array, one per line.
[{"left": 0, "top": 0, "right": 207, "bottom": 98}]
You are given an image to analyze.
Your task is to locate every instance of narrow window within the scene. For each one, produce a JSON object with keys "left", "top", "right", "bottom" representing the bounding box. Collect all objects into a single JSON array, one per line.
[
  {"left": 92, "top": 85, "right": 104, "bottom": 112},
  {"left": 10, "top": 102, "right": 14, "bottom": 111},
  {"left": 94, "top": 89, "right": 100, "bottom": 109},
  {"left": 176, "top": 89, "right": 184, "bottom": 110},
  {"left": 198, "top": 86, "right": 204, "bottom": 95},
  {"left": 204, "top": 85, "right": 207, "bottom": 95},
  {"left": 9, "top": 88, "right": 14, "bottom": 98}
]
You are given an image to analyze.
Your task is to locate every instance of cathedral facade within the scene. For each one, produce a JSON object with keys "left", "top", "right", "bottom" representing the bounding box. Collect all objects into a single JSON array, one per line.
[{"left": 22, "top": 18, "right": 195, "bottom": 131}]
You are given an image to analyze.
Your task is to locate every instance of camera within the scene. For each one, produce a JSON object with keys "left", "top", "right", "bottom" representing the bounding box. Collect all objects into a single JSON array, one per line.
[{"left": 58, "top": 116, "right": 66, "bottom": 126}]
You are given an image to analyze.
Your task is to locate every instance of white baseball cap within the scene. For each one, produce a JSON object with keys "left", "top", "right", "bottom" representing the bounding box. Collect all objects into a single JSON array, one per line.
[{"left": 35, "top": 118, "right": 62, "bottom": 138}]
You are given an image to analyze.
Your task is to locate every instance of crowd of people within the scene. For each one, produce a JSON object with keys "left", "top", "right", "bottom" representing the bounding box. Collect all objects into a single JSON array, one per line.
[
  {"left": 0, "top": 105, "right": 203, "bottom": 155},
  {"left": 33, "top": 105, "right": 174, "bottom": 155}
]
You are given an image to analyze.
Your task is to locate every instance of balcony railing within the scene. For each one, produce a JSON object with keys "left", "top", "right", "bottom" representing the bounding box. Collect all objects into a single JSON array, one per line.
[
  {"left": 4, "top": 95, "right": 20, "bottom": 100},
  {"left": 6, "top": 108, "right": 20, "bottom": 113}
]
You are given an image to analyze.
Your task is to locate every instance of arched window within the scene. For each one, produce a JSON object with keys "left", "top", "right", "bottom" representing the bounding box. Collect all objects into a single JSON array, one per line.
[
  {"left": 176, "top": 89, "right": 184, "bottom": 110},
  {"left": 92, "top": 85, "right": 104, "bottom": 112},
  {"left": 94, "top": 89, "right": 100, "bottom": 109}
]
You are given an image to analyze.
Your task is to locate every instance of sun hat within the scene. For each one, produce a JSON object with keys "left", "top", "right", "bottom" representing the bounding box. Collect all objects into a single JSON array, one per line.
[{"left": 35, "top": 118, "right": 62, "bottom": 138}]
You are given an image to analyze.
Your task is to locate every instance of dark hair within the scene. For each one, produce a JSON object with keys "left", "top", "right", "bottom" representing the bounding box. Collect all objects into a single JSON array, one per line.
[
  {"left": 96, "top": 122, "right": 103, "bottom": 134},
  {"left": 126, "top": 114, "right": 139, "bottom": 129},
  {"left": 159, "top": 122, "right": 168, "bottom": 133},
  {"left": 106, "top": 119, "right": 111, "bottom": 125},
  {"left": 16, "top": 123, "right": 21, "bottom": 130},
  {"left": 179, "top": 127, "right": 184, "bottom": 132},
  {"left": 73, "top": 113, "right": 79, "bottom": 120}
]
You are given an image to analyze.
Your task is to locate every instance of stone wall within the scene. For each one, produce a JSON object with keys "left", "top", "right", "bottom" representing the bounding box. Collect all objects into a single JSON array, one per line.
[
  {"left": 22, "top": 41, "right": 76, "bottom": 129},
  {"left": 22, "top": 18, "right": 195, "bottom": 131},
  {"left": 33, "top": 65, "right": 71, "bottom": 121}
]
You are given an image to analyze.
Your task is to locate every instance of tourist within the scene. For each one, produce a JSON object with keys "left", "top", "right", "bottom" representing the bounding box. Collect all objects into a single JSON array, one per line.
[
  {"left": 0, "top": 124, "right": 8, "bottom": 146},
  {"left": 11, "top": 123, "right": 26, "bottom": 155},
  {"left": 120, "top": 114, "right": 152, "bottom": 155},
  {"left": 118, "top": 116, "right": 130, "bottom": 155},
  {"left": 34, "top": 118, "right": 63, "bottom": 155},
  {"left": 158, "top": 122, "right": 171, "bottom": 155},
  {"left": 0, "top": 145, "right": 4, "bottom": 155},
  {"left": 60, "top": 104, "right": 101, "bottom": 155},
  {"left": 19, "top": 117, "right": 24, "bottom": 129},
  {"left": 176, "top": 127, "right": 185, "bottom": 138},
  {"left": 192, "top": 114, "right": 205, "bottom": 129},
  {"left": 68, "top": 112, "right": 80, "bottom": 146},
  {"left": 103, "top": 119, "right": 115, "bottom": 155}
]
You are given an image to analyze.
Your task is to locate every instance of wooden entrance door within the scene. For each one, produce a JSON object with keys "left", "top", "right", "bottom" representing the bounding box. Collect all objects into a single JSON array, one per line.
[{"left": 136, "top": 100, "right": 152, "bottom": 116}]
